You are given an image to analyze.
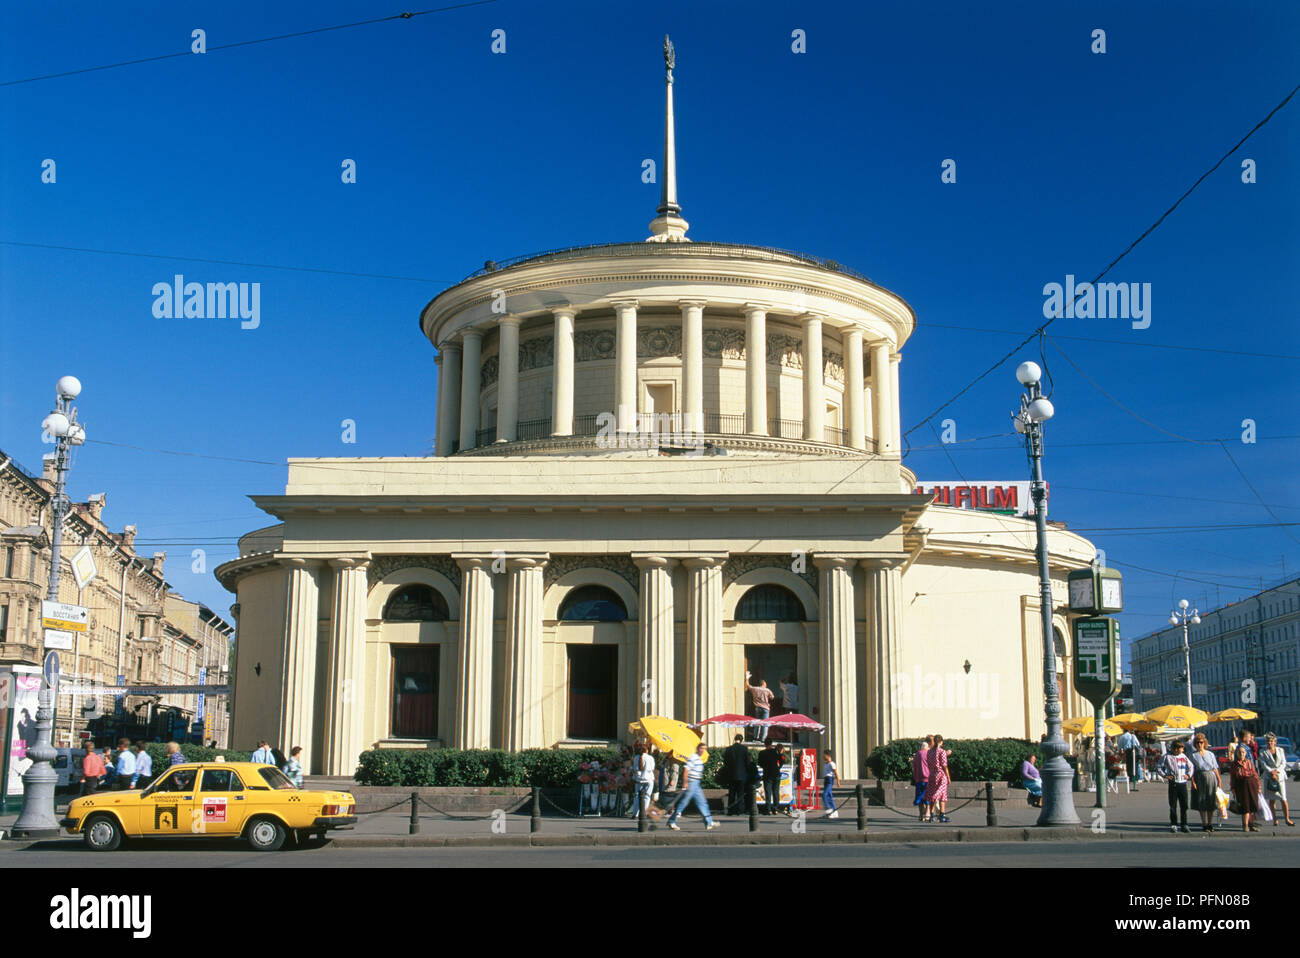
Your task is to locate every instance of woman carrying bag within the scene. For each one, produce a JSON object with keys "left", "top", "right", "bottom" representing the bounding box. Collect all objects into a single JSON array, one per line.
[
  {"left": 1229, "top": 745, "right": 1261, "bottom": 832},
  {"left": 1258, "top": 732, "right": 1293, "bottom": 826}
]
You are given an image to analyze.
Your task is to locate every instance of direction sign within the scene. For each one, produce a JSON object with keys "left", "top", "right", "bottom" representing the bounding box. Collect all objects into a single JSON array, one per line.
[
  {"left": 1073, "top": 616, "right": 1120, "bottom": 707},
  {"left": 41, "top": 600, "right": 88, "bottom": 633},
  {"left": 43, "top": 651, "right": 61, "bottom": 690},
  {"left": 43, "top": 629, "right": 74, "bottom": 651},
  {"left": 70, "top": 546, "right": 98, "bottom": 590}
]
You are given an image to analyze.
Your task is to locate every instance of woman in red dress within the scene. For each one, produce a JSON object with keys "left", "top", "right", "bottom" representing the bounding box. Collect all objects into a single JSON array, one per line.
[
  {"left": 925, "top": 734, "right": 951, "bottom": 822},
  {"left": 1229, "top": 745, "right": 1261, "bottom": 832}
]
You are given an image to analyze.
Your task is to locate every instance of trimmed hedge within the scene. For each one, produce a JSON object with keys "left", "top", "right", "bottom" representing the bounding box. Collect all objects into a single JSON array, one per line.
[
  {"left": 353, "top": 746, "right": 735, "bottom": 789},
  {"left": 864, "top": 738, "right": 1044, "bottom": 784},
  {"left": 140, "top": 743, "right": 251, "bottom": 768}
]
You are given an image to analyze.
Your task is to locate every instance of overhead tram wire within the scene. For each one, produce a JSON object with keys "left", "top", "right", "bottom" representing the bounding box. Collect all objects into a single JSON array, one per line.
[
  {"left": 912, "top": 321, "right": 1300, "bottom": 361},
  {"left": 1217, "top": 440, "right": 1300, "bottom": 547},
  {"left": 0, "top": 1, "right": 499, "bottom": 87},
  {"left": 903, "top": 78, "right": 1300, "bottom": 441}
]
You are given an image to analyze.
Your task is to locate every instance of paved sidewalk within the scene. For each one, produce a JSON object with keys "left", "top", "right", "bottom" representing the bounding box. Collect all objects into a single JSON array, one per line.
[{"left": 6, "top": 784, "right": 1296, "bottom": 849}]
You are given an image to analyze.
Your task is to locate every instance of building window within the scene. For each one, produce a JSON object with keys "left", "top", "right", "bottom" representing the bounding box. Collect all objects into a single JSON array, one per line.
[
  {"left": 736, "top": 584, "right": 806, "bottom": 622},
  {"left": 3, "top": 546, "right": 13, "bottom": 578},
  {"left": 0, "top": 604, "right": 7, "bottom": 643},
  {"left": 558, "top": 586, "right": 627, "bottom": 622},
  {"left": 382, "top": 585, "right": 449, "bottom": 622},
  {"left": 566, "top": 645, "right": 617, "bottom": 739},
  {"left": 743, "top": 646, "right": 798, "bottom": 733},
  {"left": 391, "top": 646, "right": 437, "bottom": 739}
]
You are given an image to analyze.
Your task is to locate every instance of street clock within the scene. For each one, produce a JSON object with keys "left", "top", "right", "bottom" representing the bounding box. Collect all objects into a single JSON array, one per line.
[{"left": 1067, "top": 566, "right": 1123, "bottom": 614}]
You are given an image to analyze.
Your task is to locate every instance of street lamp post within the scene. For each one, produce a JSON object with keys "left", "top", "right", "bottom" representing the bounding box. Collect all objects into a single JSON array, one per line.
[
  {"left": 1170, "top": 600, "right": 1200, "bottom": 710},
  {"left": 1012, "top": 361, "right": 1079, "bottom": 826},
  {"left": 10, "top": 376, "right": 86, "bottom": 839}
]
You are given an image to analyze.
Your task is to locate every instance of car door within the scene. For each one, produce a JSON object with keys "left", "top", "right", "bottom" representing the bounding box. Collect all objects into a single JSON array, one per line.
[
  {"left": 196, "top": 767, "right": 249, "bottom": 836},
  {"left": 138, "top": 768, "right": 198, "bottom": 837}
]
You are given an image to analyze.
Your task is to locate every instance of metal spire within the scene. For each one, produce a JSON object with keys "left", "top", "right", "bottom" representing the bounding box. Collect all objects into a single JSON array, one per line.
[{"left": 648, "top": 34, "right": 690, "bottom": 242}]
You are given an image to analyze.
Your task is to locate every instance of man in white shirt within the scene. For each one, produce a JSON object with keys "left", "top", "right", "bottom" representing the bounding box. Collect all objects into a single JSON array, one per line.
[
  {"left": 1156, "top": 740, "right": 1194, "bottom": 833},
  {"left": 113, "top": 739, "right": 137, "bottom": 790},
  {"left": 131, "top": 742, "right": 154, "bottom": 788},
  {"left": 631, "top": 745, "right": 655, "bottom": 815},
  {"left": 250, "top": 740, "right": 275, "bottom": 764}
]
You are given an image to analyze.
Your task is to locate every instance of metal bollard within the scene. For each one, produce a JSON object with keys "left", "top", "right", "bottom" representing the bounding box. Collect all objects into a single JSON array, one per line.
[
  {"left": 985, "top": 781, "right": 997, "bottom": 827},
  {"left": 748, "top": 789, "right": 759, "bottom": 832},
  {"left": 409, "top": 791, "right": 419, "bottom": 835},
  {"left": 856, "top": 784, "right": 866, "bottom": 831},
  {"left": 638, "top": 792, "right": 648, "bottom": 833},
  {"left": 530, "top": 786, "right": 541, "bottom": 833}
]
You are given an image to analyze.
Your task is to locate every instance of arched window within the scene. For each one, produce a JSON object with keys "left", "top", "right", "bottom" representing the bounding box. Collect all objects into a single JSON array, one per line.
[
  {"left": 383, "top": 584, "right": 449, "bottom": 622},
  {"left": 736, "top": 584, "right": 805, "bottom": 622},
  {"left": 558, "top": 585, "right": 628, "bottom": 622}
]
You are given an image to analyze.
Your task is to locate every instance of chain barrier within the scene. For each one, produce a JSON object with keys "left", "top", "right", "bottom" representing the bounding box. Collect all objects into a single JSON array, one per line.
[
  {"left": 353, "top": 797, "right": 415, "bottom": 816},
  {"left": 537, "top": 790, "right": 583, "bottom": 818},
  {"left": 416, "top": 794, "right": 532, "bottom": 820}
]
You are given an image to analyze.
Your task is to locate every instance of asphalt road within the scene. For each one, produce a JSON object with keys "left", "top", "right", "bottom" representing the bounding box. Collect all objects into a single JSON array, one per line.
[{"left": 10, "top": 836, "right": 1300, "bottom": 867}]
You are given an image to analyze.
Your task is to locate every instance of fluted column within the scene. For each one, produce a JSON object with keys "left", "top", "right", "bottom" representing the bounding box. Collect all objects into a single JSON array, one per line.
[
  {"left": 503, "top": 557, "right": 546, "bottom": 750},
  {"left": 870, "top": 342, "right": 895, "bottom": 455},
  {"left": 634, "top": 556, "right": 677, "bottom": 718},
  {"left": 436, "top": 342, "right": 462, "bottom": 456},
  {"left": 863, "top": 558, "right": 904, "bottom": 753},
  {"left": 684, "top": 556, "right": 726, "bottom": 746},
  {"left": 680, "top": 300, "right": 705, "bottom": 433},
  {"left": 816, "top": 556, "right": 859, "bottom": 778},
  {"left": 323, "top": 558, "right": 369, "bottom": 776},
  {"left": 458, "top": 329, "right": 483, "bottom": 451},
  {"left": 844, "top": 328, "right": 866, "bottom": 450},
  {"left": 744, "top": 305, "right": 768, "bottom": 435},
  {"left": 801, "top": 314, "right": 825, "bottom": 441},
  {"left": 279, "top": 559, "right": 320, "bottom": 768},
  {"left": 613, "top": 300, "right": 639, "bottom": 433},
  {"left": 496, "top": 316, "right": 520, "bottom": 442},
  {"left": 454, "top": 556, "right": 495, "bottom": 749},
  {"left": 890, "top": 354, "right": 902, "bottom": 453},
  {"left": 551, "top": 307, "right": 576, "bottom": 436}
]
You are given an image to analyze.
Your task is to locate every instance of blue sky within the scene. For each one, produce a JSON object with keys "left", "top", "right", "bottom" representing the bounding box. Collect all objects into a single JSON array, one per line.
[{"left": 2, "top": 0, "right": 1297, "bottom": 666}]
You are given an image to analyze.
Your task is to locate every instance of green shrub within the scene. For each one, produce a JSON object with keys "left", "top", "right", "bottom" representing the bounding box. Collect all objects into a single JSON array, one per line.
[
  {"left": 864, "top": 738, "right": 1043, "bottom": 783},
  {"left": 353, "top": 747, "right": 626, "bottom": 787},
  {"left": 142, "top": 742, "right": 251, "bottom": 769}
]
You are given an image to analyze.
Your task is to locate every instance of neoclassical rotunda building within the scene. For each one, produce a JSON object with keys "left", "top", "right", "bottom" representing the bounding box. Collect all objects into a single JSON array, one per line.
[{"left": 218, "top": 41, "right": 1095, "bottom": 776}]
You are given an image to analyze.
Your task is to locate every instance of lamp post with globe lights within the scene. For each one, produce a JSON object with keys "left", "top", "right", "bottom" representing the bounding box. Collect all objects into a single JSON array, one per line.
[
  {"left": 1012, "top": 361, "right": 1079, "bottom": 826},
  {"left": 1170, "top": 599, "right": 1200, "bottom": 709},
  {"left": 10, "top": 376, "right": 86, "bottom": 839}
]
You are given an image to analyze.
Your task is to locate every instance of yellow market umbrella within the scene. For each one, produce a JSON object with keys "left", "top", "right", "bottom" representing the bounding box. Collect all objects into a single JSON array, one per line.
[
  {"left": 1144, "top": 704, "right": 1210, "bottom": 729},
  {"left": 1110, "top": 713, "right": 1149, "bottom": 728},
  {"left": 1209, "top": 708, "right": 1258, "bottom": 723},
  {"left": 628, "top": 716, "right": 701, "bottom": 761},
  {"left": 1127, "top": 720, "right": 1163, "bottom": 734},
  {"left": 1062, "top": 716, "right": 1123, "bottom": 737}
]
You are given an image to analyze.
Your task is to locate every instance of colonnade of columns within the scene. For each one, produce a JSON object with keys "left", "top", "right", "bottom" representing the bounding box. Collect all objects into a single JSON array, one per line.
[
  {"left": 279, "top": 552, "right": 904, "bottom": 777},
  {"left": 433, "top": 303, "right": 903, "bottom": 456}
]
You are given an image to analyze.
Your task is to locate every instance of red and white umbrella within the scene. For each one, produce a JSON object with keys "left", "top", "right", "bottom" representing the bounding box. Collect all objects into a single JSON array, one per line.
[
  {"left": 698, "top": 713, "right": 767, "bottom": 727},
  {"left": 758, "top": 712, "right": 826, "bottom": 732}
]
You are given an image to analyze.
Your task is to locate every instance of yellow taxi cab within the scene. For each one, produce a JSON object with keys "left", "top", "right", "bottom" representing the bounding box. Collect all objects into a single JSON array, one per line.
[{"left": 61, "top": 761, "right": 356, "bottom": 851}]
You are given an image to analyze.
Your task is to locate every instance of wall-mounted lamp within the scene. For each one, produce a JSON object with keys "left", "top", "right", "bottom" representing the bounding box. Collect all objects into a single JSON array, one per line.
[{"left": 963, "top": 660, "right": 972, "bottom": 674}]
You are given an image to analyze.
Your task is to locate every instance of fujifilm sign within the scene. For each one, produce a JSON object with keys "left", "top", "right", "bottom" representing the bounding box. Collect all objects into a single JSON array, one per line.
[{"left": 914, "top": 481, "right": 1042, "bottom": 517}]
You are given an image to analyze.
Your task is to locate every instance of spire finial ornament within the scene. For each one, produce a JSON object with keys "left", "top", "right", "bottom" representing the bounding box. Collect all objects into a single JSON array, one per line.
[{"left": 648, "top": 33, "right": 690, "bottom": 243}]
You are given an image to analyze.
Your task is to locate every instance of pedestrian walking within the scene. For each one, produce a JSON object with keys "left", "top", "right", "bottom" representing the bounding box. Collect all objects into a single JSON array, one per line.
[
  {"left": 666, "top": 742, "right": 719, "bottom": 831},
  {"left": 80, "top": 740, "right": 105, "bottom": 796},
  {"left": 1116, "top": 728, "right": 1141, "bottom": 790},
  {"left": 1229, "top": 745, "right": 1261, "bottom": 832},
  {"left": 131, "top": 742, "right": 154, "bottom": 789},
  {"left": 722, "top": 734, "right": 749, "bottom": 815},
  {"left": 924, "top": 733, "right": 950, "bottom": 822},
  {"left": 631, "top": 743, "right": 655, "bottom": 815},
  {"left": 100, "top": 747, "right": 115, "bottom": 787},
  {"left": 165, "top": 741, "right": 185, "bottom": 766},
  {"left": 1156, "top": 740, "right": 1193, "bottom": 832},
  {"left": 1189, "top": 733, "right": 1222, "bottom": 833},
  {"left": 284, "top": 746, "right": 304, "bottom": 787},
  {"left": 250, "top": 740, "right": 275, "bottom": 764},
  {"left": 113, "top": 738, "right": 137, "bottom": 789},
  {"left": 912, "top": 736, "right": 932, "bottom": 820},
  {"left": 745, "top": 671, "right": 775, "bottom": 733},
  {"left": 1021, "top": 753, "right": 1042, "bottom": 807},
  {"left": 1258, "top": 732, "right": 1293, "bottom": 826},
  {"left": 822, "top": 750, "right": 839, "bottom": 818},
  {"left": 758, "top": 740, "right": 784, "bottom": 815}
]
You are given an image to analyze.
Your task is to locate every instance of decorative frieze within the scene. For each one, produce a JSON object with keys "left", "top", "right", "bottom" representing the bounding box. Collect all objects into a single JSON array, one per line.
[
  {"left": 367, "top": 555, "right": 462, "bottom": 588},
  {"left": 544, "top": 554, "right": 639, "bottom": 590},
  {"left": 723, "top": 554, "right": 818, "bottom": 592}
]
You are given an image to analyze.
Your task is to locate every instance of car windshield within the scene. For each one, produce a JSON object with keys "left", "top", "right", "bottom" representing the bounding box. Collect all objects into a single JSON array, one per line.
[{"left": 258, "top": 766, "right": 297, "bottom": 790}]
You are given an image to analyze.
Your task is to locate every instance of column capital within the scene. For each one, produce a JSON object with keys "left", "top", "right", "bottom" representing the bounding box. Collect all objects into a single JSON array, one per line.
[
  {"left": 453, "top": 554, "right": 497, "bottom": 572},
  {"left": 632, "top": 554, "right": 679, "bottom": 571},
  {"left": 742, "top": 302, "right": 773, "bottom": 317},
  {"left": 798, "top": 312, "right": 826, "bottom": 325},
  {"left": 281, "top": 557, "right": 321, "bottom": 571},
  {"left": 505, "top": 555, "right": 549, "bottom": 571},
  {"left": 677, "top": 298, "right": 707, "bottom": 309},
  {"left": 497, "top": 314, "right": 521, "bottom": 327},
  {"left": 460, "top": 326, "right": 484, "bottom": 344},
  {"left": 813, "top": 555, "right": 856, "bottom": 572},
  {"left": 439, "top": 339, "right": 462, "bottom": 354},
  {"left": 549, "top": 304, "right": 578, "bottom": 319},
  {"left": 860, "top": 556, "right": 904, "bottom": 571},
  {"left": 610, "top": 298, "right": 640, "bottom": 311},
  {"left": 327, "top": 557, "right": 369, "bottom": 571},
  {"left": 681, "top": 554, "right": 728, "bottom": 571}
]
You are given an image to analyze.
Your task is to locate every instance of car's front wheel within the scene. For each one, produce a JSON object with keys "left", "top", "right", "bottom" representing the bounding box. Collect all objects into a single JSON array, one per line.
[
  {"left": 82, "top": 814, "right": 123, "bottom": 852},
  {"left": 246, "top": 817, "right": 286, "bottom": 851}
]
